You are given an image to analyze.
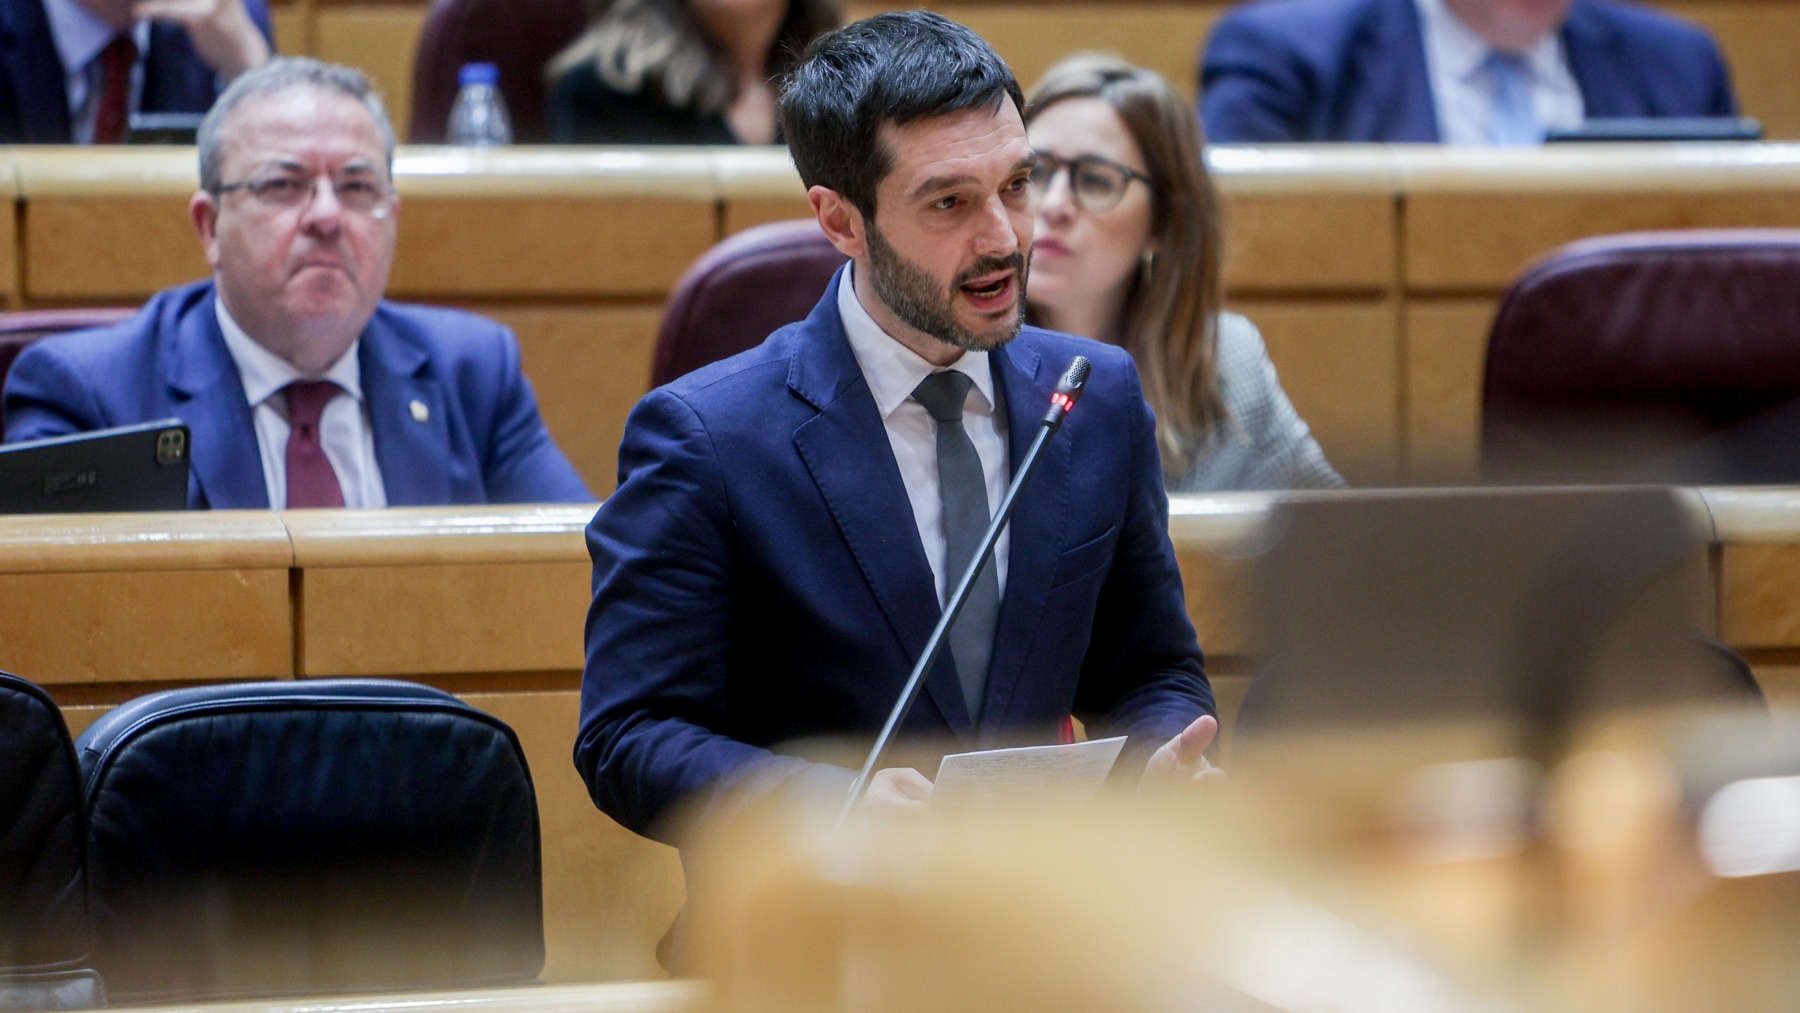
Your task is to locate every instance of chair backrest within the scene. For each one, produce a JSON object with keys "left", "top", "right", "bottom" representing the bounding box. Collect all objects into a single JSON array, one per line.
[
  {"left": 651, "top": 218, "right": 847, "bottom": 387},
  {"left": 0, "top": 671, "right": 104, "bottom": 1011},
  {"left": 1481, "top": 229, "right": 1800, "bottom": 484},
  {"left": 77, "top": 679, "right": 544, "bottom": 1004},
  {"left": 0, "top": 309, "right": 135, "bottom": 397},
  {"left": 409, "top": 0, "right": 590, "bottom": 143}
]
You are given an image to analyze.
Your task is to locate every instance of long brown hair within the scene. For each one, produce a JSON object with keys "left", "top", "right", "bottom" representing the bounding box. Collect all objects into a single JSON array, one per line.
[
  {"left": 1025, "top": 54, "right": 1226, "bottom": 482},
  {"left": 549, "top": 0, "right": 840, "bottom": 116}
]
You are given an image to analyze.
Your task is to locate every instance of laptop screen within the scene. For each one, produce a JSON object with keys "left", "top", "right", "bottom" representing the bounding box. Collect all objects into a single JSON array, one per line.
[{"left": 0, "top": 420, "right": 190, "bottom": 514}]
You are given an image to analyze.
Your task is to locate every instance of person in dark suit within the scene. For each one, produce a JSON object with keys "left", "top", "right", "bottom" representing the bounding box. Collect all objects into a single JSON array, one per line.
[
  {"left": 545, "top": 0, "right": 838, "bottom": 145},
  {"left": 4, "top": 57, "right": 591, "bottom": 509},
  {"left": 1199, "top": 0, "right": 1737, "bottom": 144},
  {"left": 577, "top": 11, "right": 1218, "bottom": 845},
  {"left": 0, "top": 0, "right": 274, "bottom": 143}
]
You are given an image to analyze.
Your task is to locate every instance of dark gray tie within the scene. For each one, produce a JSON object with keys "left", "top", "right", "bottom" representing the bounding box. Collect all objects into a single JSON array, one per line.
[{"left": 912, "top": 370, "right": 1000, "bottom": 723}]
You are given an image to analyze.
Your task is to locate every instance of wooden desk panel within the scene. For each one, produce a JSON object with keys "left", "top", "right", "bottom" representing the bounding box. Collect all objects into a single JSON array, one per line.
[
  {"left": 15, "top": 148, "right": 200, "bottom": 300},
  {"left": 314, "top": 5, "right": 428, "bottom": 140},
  {"left": 1404, "top": 297, "right": 1500, "bottom": 484},
  {"left": 1717, "top": 544, "right": 1800, "bottom": 649},
  {"left": 1221, "top": 191, "right": 1396, "bottom": 294},
  {"left": 716, "top": 149, "right": 809, "bottom": 237},
  {"left": 391, "top": 196, "right": 713, "bottom": 298},
  {"left": 1405, "top": 189, "right": 1800, "bottom": 293},
  {"left": 286, "top": 507, "right": 593, "bottom": 677},
  {"left": 1397, "top": 146, "right": 1800, "bottom": 292},
  {"left": 0, "top": 155, "right": 17, "bottom": 309},
  {"left": 483, "top": 304, "right": 663, "bottom": 496},
  {"left": 1667, "top": 1, "right": 1800, "bottom": 141},
  {"left": 295, "top": 561, "right": 590, "bottom": 675},
  {"left": 470, "top": 691, "right": 683, "bottom": 984},
  {"left": 0, "top": 512, "right": 293, "bottom": 684},
  {"left": 1232, "top": 298, "right": 1401, "bottom": 485},
  {"left": 0, "top": 569, "right": 291, "bottom": 684},
  {"left": 270, "top": 5, "right": 308, "bottom": 57},
  {"left": 25, "top": 199, "right": 202, "bottom": 301}
]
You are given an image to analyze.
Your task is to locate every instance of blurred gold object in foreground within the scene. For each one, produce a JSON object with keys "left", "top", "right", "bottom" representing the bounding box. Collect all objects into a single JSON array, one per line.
[{"left": 684, "top": 708, "right": 1800, "bottom": 1013}]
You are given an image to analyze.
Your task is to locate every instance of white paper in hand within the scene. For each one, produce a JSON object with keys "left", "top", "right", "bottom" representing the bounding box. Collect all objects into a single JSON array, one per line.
[{"left": 931, "top": 736, "right": 1128, "bottom": 807}]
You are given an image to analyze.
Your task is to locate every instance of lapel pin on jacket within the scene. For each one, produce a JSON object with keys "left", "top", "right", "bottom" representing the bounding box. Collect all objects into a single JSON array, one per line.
[{"left": 410, "top": 399, "right": 429, "bottom": 423}]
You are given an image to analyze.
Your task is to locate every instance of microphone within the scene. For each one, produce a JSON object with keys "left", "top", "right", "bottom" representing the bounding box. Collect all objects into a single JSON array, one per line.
[{"left": 840, "top": 355, "right": 1094, "bottom": 821}]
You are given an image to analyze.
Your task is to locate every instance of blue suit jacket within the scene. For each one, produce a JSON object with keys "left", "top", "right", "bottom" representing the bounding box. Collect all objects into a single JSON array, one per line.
[
  {"left": 0, "top": 0, "right": 275, "bottom": 143},
  {"left": 2, "top": 281, "right": 593, "bottom": 508},
  {"left": 577, "top": 270, "right": 1213, "bottom": 842},
  {"left": 1199, "top": 0, "right": 1737, "bottom": 143}
]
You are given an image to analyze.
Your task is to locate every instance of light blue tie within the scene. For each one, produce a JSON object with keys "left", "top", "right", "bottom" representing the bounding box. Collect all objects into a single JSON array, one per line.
[{"left": 1484, "top": 51, "right": 1541, "bottom": 146}]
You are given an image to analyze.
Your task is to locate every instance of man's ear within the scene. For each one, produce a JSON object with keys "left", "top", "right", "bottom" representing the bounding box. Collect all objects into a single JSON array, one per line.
[
  {"left": 189, "top": 190, "right": 223, "bottom": 271},
  {"left": 810, "top": 185, "right": 867, "bottom": 259}
]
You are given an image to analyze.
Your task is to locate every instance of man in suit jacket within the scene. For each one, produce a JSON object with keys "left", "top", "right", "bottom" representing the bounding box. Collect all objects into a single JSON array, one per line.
[
  {"left": 1199, "top": 0, "right": 1737, "bottom": 143},
  {"left": 3, "top": 58, "right": 591, "bottom": 508},
  {"left": 578, "top": 11, "right": 1217, "bottom": 846},
  {"left": 1, "top": 0, "right": 274, "bottom": 143}
]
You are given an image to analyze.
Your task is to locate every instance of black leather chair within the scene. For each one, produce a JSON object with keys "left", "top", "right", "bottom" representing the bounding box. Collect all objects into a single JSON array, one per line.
[
  {"left": 78, "top": 679, "right": 544, "bottom": 1004},
  {"left": 0, "top": 672, "right": 103, "bottom": 1011}
]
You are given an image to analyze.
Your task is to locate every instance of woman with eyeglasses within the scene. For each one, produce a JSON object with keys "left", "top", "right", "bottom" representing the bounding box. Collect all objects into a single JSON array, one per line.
[{"left": 1025, "top": 54, "right": 1342, "bottom": 492}]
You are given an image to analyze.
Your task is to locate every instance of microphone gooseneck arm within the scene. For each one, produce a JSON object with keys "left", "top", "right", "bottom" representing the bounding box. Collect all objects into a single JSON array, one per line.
[{"left": 838, "top": 355, "right": 1091, "bottom": 823}]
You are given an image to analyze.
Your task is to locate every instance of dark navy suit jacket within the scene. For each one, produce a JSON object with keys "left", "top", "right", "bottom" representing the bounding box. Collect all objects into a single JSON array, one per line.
[
  {"left": 1, "top": 281, "right": 593, "bottom": 508},
  {"left": 1199, "top": 0, "right": 1737, "bottom": 143},
  {"left": 576, "top": 269, "right": 1213, "bottom": 842},
  {"left": 0, "top": 0, "right": 275, "bottom": 143}
]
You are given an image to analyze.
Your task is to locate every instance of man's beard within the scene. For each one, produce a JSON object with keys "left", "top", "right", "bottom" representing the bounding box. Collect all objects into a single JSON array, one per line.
[{"left": 865, "top": 222, "right": 1028, "bottom": 353}]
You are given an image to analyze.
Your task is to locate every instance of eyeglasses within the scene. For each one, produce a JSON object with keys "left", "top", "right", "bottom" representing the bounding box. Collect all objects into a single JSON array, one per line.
[
  {"left": 214, "top": 174, "right": 393, "bottom": 217},
  {"left": 1028, "top": 152, "right": 1150, "bottom": 213}
]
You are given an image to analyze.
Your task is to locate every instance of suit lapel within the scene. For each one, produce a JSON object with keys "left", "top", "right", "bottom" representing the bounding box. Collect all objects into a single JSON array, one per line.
[
  {"left": 3, "top": 0, "right": 75, "bottom": 142},
  {"left": 1561, "top": 3, "right": 1636, "bottom": 117},
  {"left": 360, "top": 311, "right": 450, "bottom": 506},
  {"left": 789, "top": 270, "right": 973, "bottom": 740},
  {"left": 977, "top": 336, "right": 1065, "bottom": 741},
  {"left": 1363, "top": 0, "right": 1440, "bottom": 142},
  {"left": 164, "top": 290, "right": 268, "bottom": 509}
]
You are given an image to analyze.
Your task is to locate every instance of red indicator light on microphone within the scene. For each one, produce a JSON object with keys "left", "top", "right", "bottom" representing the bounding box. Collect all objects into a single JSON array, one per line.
[{"left": 1051, "top": 393, "right": 1071, "bottom": 411}]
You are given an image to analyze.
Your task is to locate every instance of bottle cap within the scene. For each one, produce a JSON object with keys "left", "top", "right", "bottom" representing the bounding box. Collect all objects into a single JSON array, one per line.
[{"left": 458, "top": 62, "right": 500, "bottom": 87}]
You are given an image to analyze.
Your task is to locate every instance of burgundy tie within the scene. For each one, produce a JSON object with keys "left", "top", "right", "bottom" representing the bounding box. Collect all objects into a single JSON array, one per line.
[
  {"left": 91, "top": 34, "right": 137, "bottom": 145},
  {"left": 283, "top": 381, "right": 345, "bottom": 508}
]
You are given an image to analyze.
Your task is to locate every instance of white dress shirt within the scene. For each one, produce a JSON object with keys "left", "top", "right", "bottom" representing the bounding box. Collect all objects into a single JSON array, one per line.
[
  {"left": 42, "top": 0, "right": 150, "bottom": 144},
  {"left": 837, "top": 264, "right": 1010, "bottom": 604},
  {"left": 215, "top": 300, "right": 388, "bottom": 509},
  {"left": 1413, "top": 0, "right": 1584, "bottom": 145}
]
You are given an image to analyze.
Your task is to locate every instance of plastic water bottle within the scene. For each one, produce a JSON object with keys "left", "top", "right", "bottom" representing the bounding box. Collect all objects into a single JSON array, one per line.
[{"left": 447, "top": 63, "right": 512, "bottom": 146}]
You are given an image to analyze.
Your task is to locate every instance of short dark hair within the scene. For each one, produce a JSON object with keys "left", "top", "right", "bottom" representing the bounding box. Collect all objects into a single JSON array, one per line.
[{"left": 777, "top": 11, "right": 1023, "bottom": 217}]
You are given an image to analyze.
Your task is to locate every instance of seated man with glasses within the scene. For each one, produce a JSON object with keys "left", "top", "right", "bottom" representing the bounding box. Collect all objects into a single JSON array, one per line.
[{"left": 3, "top": 57, "right": 592, "bottom": 508}]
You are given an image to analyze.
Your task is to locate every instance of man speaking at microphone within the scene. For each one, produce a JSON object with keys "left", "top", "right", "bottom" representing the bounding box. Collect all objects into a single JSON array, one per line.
[{"left": 577, "top": 10, "right": 1216, "bottom": 845}]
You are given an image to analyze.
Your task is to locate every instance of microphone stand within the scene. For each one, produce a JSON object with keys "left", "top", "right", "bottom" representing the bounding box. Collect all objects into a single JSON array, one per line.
[{"left": 837, "top": 356, "right": 1090, "bottom": 824}]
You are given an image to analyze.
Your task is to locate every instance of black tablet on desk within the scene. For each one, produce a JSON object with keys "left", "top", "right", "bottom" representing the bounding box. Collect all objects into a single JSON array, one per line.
[{"left": 0, "top": 420, "right": 190, "bottom": 514}]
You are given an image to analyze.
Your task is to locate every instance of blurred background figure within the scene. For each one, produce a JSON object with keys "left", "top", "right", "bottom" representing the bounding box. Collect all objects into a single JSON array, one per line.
[
  {"left": 1, "top": 0, "right": 274, "bottom": 143},
  {"left": 1199, "top": 0, "right": 1737, "bottom": 144},
  {"left": 545, "top": 0, "right": 839, "bottom": 144},
  {"left": 1026, "top": 54, "right": 1341, "bottom": 492}
]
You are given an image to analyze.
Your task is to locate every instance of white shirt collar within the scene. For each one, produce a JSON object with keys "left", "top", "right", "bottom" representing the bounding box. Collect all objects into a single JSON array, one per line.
[
  {"left": 43, "top": 0, "right": 148, "bottom": 77},
  {"left": 214, "top": 297, "right": 365, "bottom": 411},
  {"left": 835, "top": 262, "right": 997, "bottom": 420},
  {"left": 1414, "top": 0, "right": 1566, "bottom": 84}
]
